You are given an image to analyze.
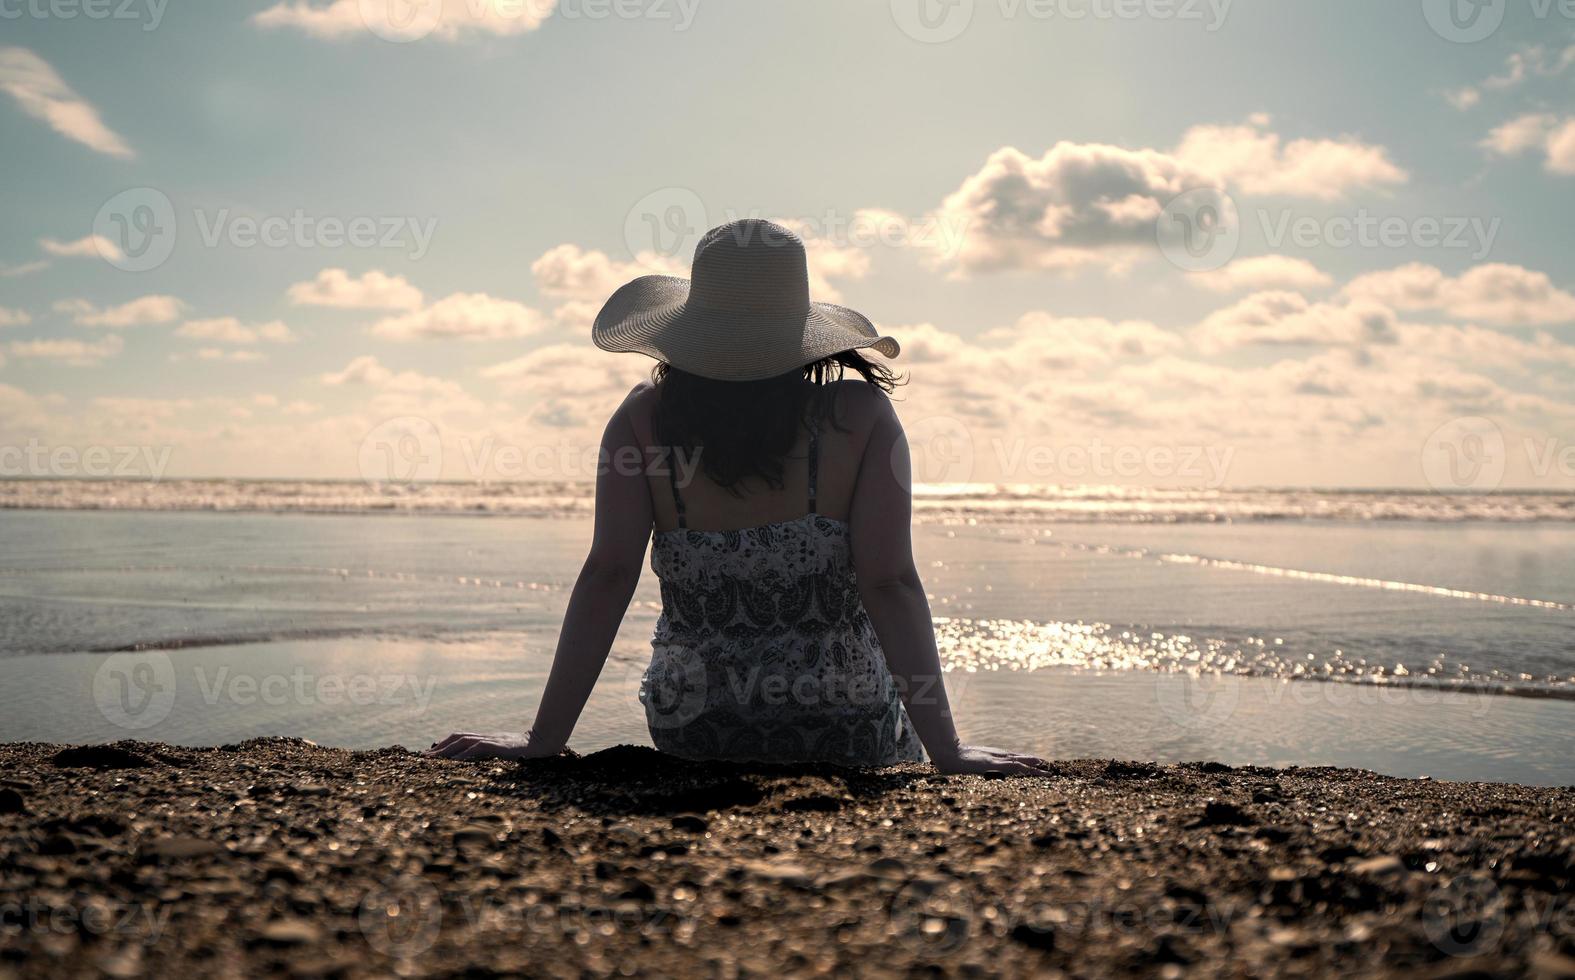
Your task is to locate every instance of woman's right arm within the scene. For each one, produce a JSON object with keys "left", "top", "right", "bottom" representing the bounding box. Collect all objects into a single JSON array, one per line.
[{"left": 850, "top": 395, "right": 1051, "bottom": 776}]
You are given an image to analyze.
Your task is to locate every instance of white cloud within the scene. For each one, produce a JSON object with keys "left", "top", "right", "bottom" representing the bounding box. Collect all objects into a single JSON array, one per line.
[
  {"left": 979, "top": 313, "right": 1184, "bottom": 367},
  {"left": 0, "top": 260, "right": 50, "bottom": 279},
  {"left": 0, "top": 47, "right": 133, "bottom": 158},
  {"left": 1483, "top": 112, "right": 1560, "bottom": 154},
  {"left": 531, "top": 245, "right": 677, "bottom": 300},
  {"left": 40, "top": 235, "right": 121, "bottom": 261},
  {"left": 8, "top": 333, "right": 124, "bottom": 365},
  {"left": 0, "top": 307, "right": 31, "bottom": 328},
  {"left": 177, "top": 317, "right": 298, "bottom": 345},
  {"left": 287, "top": 268, "right": 423, "bottom": 310},
  {"left": 884, "top": 322, "right": 969, "bottom": 365},
  {"left": 548, "top": 299, "right": 602, "bottom": 334},
  {"left": 931, "top": 142, "right": 1219, "bottom": 274},
  {"left": 1396, "top": 322, "right": 1575, "bottom": 370},
  {"left": 853, "top": 307, "right": 1575, "bottom": 486},
  {"left": 775, "top": 220, "right": 873, "bottom": 303},
  {"left": 1447, "top": 42, "right": 1575, "bottom": 109},
  {"left": 320, "top": 355, "right": 390, "bottom": 385},
  {"left": 1194, "top": 291, "right": 1399, "bottom": 350},
  {"left": 928, "top": 119, "right": 1405, "bottom": 275},
  {"left": 1482, "top": 113, "right": 1575, "bottom": 175},
  {"left": 317, "top": 354, "right": 484, "bottom": 425},
  {"left": 1342, "top": 263, "right": 1575, "bottom": 325},
  {"left": 253, "top": 0, "right": 557, "bottom": 42},
  {"left": 1192, "top": 256, "right": 1333, "bottom": 293},
  {"left": 481, "top": 341, "right": 651, "bottom": 428},
  {"left": 173, "top": 348, "right": 269, "bottom": 364},
  {"left": 530, "top": 247, "right": 665, "bottom": 332},
  {"left": 1172, "top": 119, "right": 1407, "bottom": 200},
  {"left": 1445, "top": 88, "right": 1482, "bottom": 111},
  {"left": 369, "top": 292, "right": 545, "bottom": 341},
  {"left": 55, "top": 295, "right": 185, "bottom": 328}
]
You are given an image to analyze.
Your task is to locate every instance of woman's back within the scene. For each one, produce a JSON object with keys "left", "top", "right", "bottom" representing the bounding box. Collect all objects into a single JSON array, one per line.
[
  {"left": 626, "top": 378, "right": 880, "bottom": 533},
  {"left": 626, "top": 380, "right": 924, "bottom": 766}
]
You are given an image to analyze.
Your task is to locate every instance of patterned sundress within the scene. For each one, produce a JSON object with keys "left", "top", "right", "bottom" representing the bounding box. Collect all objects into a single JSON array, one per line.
[{"left": 639, "top": 424, "right": 924, "bottom": 767}]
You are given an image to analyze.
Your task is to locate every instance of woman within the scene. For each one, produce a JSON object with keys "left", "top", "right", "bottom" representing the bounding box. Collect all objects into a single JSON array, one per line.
[{"left": 430, "top": 219, "right": 1049, "bottom": 775}]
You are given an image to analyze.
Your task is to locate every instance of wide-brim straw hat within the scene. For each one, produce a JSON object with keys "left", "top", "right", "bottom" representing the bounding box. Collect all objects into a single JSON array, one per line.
[{"left": 593, "top": 218, "right": 900, "bottom": 381}]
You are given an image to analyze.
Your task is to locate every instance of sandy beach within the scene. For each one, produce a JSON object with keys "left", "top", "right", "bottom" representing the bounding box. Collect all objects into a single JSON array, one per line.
[{"left": 1, "top": 738, "right": 1570, "bottom": 978}]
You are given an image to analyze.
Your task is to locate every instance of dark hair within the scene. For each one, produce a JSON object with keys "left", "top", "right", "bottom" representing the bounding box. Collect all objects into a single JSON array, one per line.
[{"left": 653, "top": 350, "right": 902, "bottom": 493}]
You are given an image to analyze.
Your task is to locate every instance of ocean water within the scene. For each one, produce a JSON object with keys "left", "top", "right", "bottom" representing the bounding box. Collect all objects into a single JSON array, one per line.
[{"left": 0, "top": 481, "right": 1572, "bottom": 785}]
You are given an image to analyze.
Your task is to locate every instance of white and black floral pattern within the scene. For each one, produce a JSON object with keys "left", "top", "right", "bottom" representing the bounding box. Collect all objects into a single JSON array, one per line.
[{"left": 640, "top": 514, "right": 924, "bottom": 767}]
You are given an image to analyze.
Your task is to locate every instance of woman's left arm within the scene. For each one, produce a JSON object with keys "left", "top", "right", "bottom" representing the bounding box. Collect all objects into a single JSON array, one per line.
[{"left": 429, "top": 391, "right": 654, "bottom": 761}]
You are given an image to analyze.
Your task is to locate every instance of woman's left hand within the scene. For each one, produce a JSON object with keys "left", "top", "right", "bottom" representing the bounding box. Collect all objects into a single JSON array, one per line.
[{"left": 425, "top": 731, "right": 561, "bottom": 761}]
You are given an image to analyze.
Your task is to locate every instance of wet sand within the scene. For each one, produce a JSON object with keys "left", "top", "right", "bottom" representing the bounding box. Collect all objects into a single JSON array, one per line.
[{"left": 1, "top": 739, "right": 1571, "bottom": 978}]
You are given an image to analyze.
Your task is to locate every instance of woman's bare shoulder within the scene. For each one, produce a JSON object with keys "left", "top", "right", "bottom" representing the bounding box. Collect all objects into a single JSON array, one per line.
[
  {"left": 825, "top": 378, "right": 900, "bottom": 444},
  {"left": 826, "top": 379, "right": 896, "bottom": 431},
  {"left": 612, "top": 381, "right": 659, "bottom": 442}
]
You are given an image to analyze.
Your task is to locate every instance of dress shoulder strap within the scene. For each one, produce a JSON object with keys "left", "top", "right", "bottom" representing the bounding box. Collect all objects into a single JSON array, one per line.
[
  {"left": 806, "top": 421, "right": 819, "bottom": 516},
  {"left": 666, "top": 445, "right": 687, "bottom": 529}
]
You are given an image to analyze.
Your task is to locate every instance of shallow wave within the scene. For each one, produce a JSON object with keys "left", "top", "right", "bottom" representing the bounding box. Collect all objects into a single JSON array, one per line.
[
  {"left": 1156, "top": 553, "right": 1572, "bottom": 610},
  {"left": 4, "top": 479, "right": 1575, "bottom": 523},
  {"left": 933, "top": 616, "right": 1575, "bottom": 702}
]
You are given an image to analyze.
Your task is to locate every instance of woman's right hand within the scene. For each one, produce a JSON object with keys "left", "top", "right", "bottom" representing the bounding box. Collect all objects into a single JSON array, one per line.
[{"left": 931, "top": 744, "right": 1053, "bottom": 776}]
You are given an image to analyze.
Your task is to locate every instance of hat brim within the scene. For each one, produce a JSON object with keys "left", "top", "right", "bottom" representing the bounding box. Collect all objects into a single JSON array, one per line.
[{"left": 592, "top": 275, "right": 900, "bottom": 381}]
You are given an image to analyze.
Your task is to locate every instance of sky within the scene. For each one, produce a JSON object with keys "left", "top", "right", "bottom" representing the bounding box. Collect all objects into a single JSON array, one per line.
[{"left": 2, "top": 0, "right": 1574, "bottom": 489}]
